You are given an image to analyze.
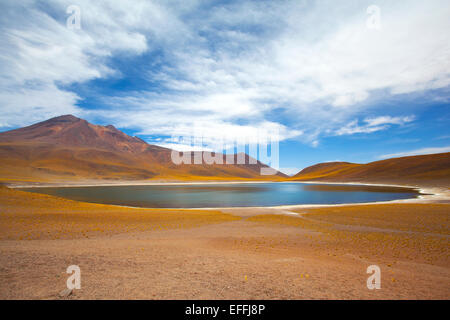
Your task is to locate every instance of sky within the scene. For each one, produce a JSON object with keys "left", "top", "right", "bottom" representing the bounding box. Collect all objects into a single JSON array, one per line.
[{"left": 0, "top": 0, "right": 449, "bottom": 175}]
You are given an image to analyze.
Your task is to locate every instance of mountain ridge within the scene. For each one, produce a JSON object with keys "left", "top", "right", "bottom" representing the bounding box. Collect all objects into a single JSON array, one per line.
[
  {"left": 291, "top": 153, "right": 450, "bottom": 187},
  {"left": 0, "top": 114, "right": 163, "bottom": 154},
  {"left": 0, "top": 115, "right": 286, "bottom": 183}
]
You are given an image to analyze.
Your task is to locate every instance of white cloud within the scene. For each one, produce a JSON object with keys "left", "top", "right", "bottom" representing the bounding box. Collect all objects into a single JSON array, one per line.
[
  {"left": 364, "top": 116, "right": 415, "bottom": 127},
  {"left": 335, "top": 115, "right": 414, "bottom": 136},
  {"left": 0, "top": 0, "right": 171, "bottom": 127},
  {"left": 0, "top": 0, "right": 449, "bottom": 146},
  {"left": 95, "top": 102, "right": 303, "bottom": 149},
  {"left": 115, "top": 0, "right": 448, "bottom": 145},
  {"left": 0, "top": 83, "right": 80, "bottom": 127},
  {"left": 379, "top": 146, "right": 450, "bottom": 159},
  {"left": 336, "top": 120, "right": 386, "bottom": 136}
]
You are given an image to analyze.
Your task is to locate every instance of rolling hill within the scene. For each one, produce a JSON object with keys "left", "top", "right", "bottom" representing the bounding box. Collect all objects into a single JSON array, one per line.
[
  {"left": 0, "top": 115, "right": 286, "bottom": 184},
  {"left": 291, "top": 153, "right": 450, "bottom": 187}
]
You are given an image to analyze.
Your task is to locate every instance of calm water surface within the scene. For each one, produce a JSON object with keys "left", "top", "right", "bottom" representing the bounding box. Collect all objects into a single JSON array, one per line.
[{"left": 20, "top": 183, "right": 420, "bottom": 208}]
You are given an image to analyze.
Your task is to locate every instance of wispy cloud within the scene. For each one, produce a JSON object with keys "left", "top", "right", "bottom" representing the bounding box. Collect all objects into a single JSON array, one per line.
[
  {"left": 364, "top": 116, "right": 415, "bottom": 127},
  {"left": 434, "top": 135, "right": 450, "bottom": 140},
  {"left": 335, "top": 115, "right": 414, "bottom": 136},
  {"left": 0, "top": 0, "right": 154, "bottom": 126},
  {"left": 379, "top": 146, "right": 450, "bottom": 159},
  {"left": 0, "top": 0, "right": 449, "bottom": 148}
]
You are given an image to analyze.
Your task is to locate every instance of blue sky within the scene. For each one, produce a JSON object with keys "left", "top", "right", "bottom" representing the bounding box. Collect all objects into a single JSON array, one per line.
[{"left": 0, "top": 0, "right": 449, "bottom": 174}]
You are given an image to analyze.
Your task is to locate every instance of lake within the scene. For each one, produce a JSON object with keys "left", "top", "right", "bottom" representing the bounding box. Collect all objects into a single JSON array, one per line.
[{"left": 19, "top": 182, "right": 420, "bottom": 208}]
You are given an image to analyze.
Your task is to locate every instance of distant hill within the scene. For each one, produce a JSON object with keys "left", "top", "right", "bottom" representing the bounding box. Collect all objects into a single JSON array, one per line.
[
  {"left": 0, "top": 115, "right": 286, "bottom": 184},
  {"left": 291, "top": 153, "right": 450, "bottom": 187}
]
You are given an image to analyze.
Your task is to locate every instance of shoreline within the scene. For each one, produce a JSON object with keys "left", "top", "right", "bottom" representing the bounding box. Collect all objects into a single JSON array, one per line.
[
  {"left": 6, "top": 179, "right": 430, "bottom": 190},
  {"left": 7, "top": 180, "right": 450, "bottom": 211},
  {"left": 7, "top": 180, "right": 279, "bottom": 188}
]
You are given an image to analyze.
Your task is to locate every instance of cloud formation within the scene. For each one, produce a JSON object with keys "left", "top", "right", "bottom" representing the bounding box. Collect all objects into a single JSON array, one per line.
[
  {"left": 379, "top": 146, "right": 450, "bottom": 159},
  {"left": 0, "top": 0, "right": 449, "bottom": 149},
  {"left": 335, "top": 115, "right": 415, "bottom": 136}
]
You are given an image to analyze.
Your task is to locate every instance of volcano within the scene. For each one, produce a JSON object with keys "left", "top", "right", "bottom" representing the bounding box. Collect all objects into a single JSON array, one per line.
[{"left": 0, "top": 115, "right": 286, "bottom": 183}]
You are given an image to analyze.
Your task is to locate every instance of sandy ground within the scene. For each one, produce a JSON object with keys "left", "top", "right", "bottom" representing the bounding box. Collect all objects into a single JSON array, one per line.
[{"left": 0, "top": 186, "right": 449, "bottom": 299}]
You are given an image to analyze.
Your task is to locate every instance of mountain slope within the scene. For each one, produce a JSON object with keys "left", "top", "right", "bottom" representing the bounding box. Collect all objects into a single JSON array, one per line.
[
  {"left": 0, "top": 115, "right": 286, "bottom": 183},
  {"left": 291, "top": 153, "right": 450, "bottom": 187},
  {"left": 0, "top": 115, "right": 158, "bottom": 153}
]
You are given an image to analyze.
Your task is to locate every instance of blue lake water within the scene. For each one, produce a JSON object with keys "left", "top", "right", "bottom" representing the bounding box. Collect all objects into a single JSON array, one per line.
[{"left": 20, "top": 182, "right": 420, "bottom": 208}]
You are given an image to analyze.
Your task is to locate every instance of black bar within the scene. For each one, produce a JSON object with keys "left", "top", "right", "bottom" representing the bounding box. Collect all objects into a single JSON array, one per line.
[{"left": 1, "top": 300, "right": 447, "bottom": 319}]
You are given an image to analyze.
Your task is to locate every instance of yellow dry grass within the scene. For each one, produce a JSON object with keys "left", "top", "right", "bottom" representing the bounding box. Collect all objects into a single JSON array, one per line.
[
  {"left": 0, "top": 186, "right": 240, "bottom": 240},
  {"left": 247, "top": 204, "right": 450, "bottom": 267},
  {"left": 302, "top": 204, "right": 450, "bottom": 234},
  {"left": 0, "top": 186, "right": 449, "bottom": 299}
]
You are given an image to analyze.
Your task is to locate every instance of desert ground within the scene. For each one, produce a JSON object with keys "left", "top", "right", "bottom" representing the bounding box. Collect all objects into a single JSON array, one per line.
[{"left": 0, "top": 185, "right": 449, "bottom": 299}]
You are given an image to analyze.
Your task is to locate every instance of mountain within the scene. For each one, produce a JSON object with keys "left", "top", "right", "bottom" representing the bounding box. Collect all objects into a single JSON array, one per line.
[
  {"left": 291, "top": 153, "right": 450, "bottom": 187},
  {"left": 0, "top": 115, "right": 286, "bottom": 183},
  {"left": 0, "top": 115, "right": 159, "bottom": 153}
]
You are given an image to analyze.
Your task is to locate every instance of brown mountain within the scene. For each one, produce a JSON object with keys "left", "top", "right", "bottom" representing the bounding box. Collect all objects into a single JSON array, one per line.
[
  {"left": 0, "top": 115, "right": 286, "bottom": 184},
  {"left": 291, "top": 153, "right": 450, "bottom": 187},
  {"left": 0, "top": 115, "right": 157, "bottom": 153}
]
